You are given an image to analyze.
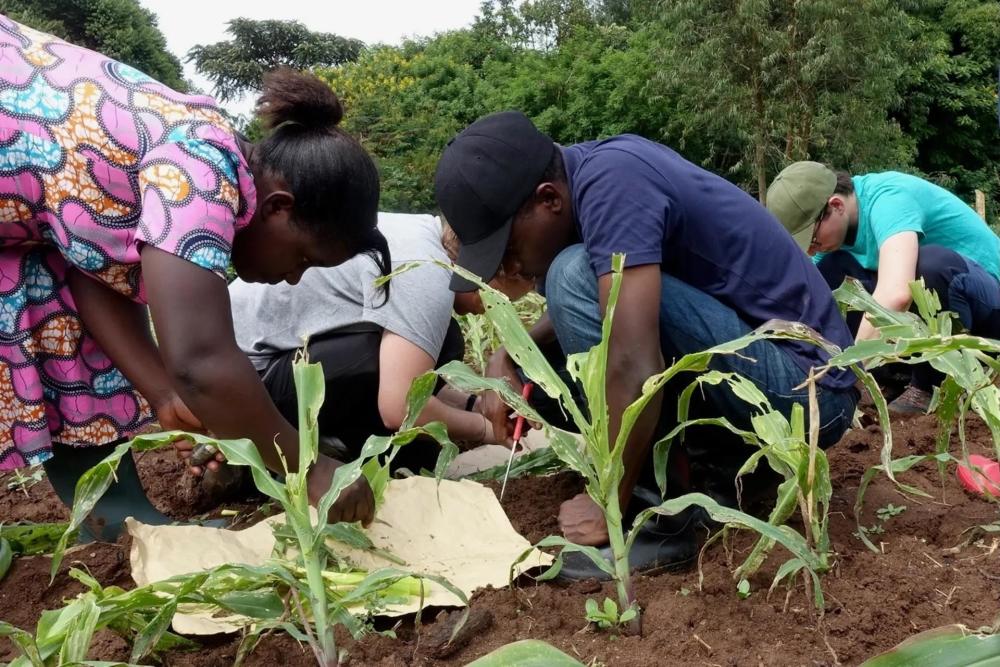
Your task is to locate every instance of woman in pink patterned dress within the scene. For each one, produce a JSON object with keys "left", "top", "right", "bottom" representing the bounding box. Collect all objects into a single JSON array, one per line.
[{"left": 0, "top": 15, "right": 384, "bottom": 538}]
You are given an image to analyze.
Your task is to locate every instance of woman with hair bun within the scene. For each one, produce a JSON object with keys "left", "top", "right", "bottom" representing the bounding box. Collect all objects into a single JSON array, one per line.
[{"left": 0, "top": 14, "right": 384, "bottom": 539}]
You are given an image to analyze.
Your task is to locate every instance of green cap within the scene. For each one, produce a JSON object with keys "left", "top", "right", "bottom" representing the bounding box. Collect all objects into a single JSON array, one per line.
[{"left": 766, "top": 161, "right": 836, "bottom": 251}]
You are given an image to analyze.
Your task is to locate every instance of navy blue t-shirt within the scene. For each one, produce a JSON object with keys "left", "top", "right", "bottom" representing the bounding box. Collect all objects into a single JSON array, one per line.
[{"left": 560, "top": 135, "right": 855, "bottom": 390}]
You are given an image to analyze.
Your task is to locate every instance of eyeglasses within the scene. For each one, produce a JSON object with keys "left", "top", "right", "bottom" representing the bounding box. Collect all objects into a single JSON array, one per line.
[{"left": 810, "top": 204, "right": 830, "bottom": 247}]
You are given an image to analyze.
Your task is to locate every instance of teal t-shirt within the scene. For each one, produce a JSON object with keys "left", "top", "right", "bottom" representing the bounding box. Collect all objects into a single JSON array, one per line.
[{"left": 815, "top": 172, "right": 1000, "bottom": 281}]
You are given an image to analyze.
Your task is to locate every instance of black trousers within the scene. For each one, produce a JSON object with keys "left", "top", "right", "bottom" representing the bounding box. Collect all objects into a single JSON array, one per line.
[
  {"left": 259, "top": 320, "right": 465, "bottom": 472},
  {"left": 817, "top": 245, "right": 1000, "bottom": 390}
]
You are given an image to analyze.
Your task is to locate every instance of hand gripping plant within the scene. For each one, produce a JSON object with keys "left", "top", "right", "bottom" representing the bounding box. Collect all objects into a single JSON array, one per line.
[
  {"left": 387, "top": 255, "right": 828, "bottom": 632},
  {"left": 15, "top": 353, "right": 463, "bottom": 667}
]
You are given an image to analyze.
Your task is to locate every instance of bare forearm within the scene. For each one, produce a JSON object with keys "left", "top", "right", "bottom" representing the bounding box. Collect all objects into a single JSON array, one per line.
[
  {"left": 608, "top": 365, "right": 663, "bottom": 509},
  {"left": 67, "top": 269, "right": 172, "bottom": 406},
  {"left": 170, "top": 348, "right": 300, "bottom": 472},
  {"left": 857, "top": 286, "right": 912, "bottom": 341},
  {"left": 415, "top": 396, "right": 490, "bottom": 443}
]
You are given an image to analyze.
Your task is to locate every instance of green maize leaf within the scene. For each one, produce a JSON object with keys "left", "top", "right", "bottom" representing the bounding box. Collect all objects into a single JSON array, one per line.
[
  {"left": 727, "top": 373, "right": 772, "bottom": 412},
  {"left": 547, "top": 428, "right": 595, "bottom": 487},
  {"left": 477, "top": 287, "right": 588, "bottom": 429},
  {"left": 50, "top": 440, "right": 131, "bottom": 580},
  {"left": 658, "top": 414, "right": 761, "bottom": 497},
  {"left": 0, "top": 621, "right": 42, "bottom": 667},
  {"left": 0, "top": 536, "right": 12, "bottom": 580},
  {"left": 467, "top": 446, "right": 564, "bottom": 481},
  {"left": 384, "top": 260, "right": 589, "bottom": 428},
  {"left": 851, "top": 368, "right": 903, "bottom": 490},
  {"left": 401, "top": 371, "right": 438, "bottom": 431},
  {"left": 314, "top": 422, "right": 455, "bottom": 537},
  {"left": 615, "top": 334, "right": 760, "bottom": 456},
  {"left": 129, "top": 597, "right": 179, "bottom": 664},
  {"left": 435, "top": 361, "right": 596, "bottom": 482},
  {"left": 466, "top": 639, "right": 585, "bottom": 666},
  {"left": 571, "top": 253, "right": 626, "bottom": 465},
  {"left": 210, "top": 589, "right": 285, "bottom": 619},
  {"left": 292, "top": 352, "right": 325, "bottom": 474},
  {"left": 362, "top": 455, "right": 392, "bottom": 509},
  {"left": 628, "top": 493, "right": 822, "bottom": 572},
  {"left": 770, "top": 558, "right": 807, "bottom": 596},
  {"left": 510, "top": 535, "right": 614, "bottom": 582},
  {"left": 861, "top": 625, "right": 1000, "bottom": 666},
  {"left": 796, "top": 449, "right": 832, "bottom": 509},
  {"left": 337, "top": 569, "right": 467, "bottom": 613},
  {"left": 57, "top": 594, "right": 101, "bottom": 665},
  {"left": 435, "top": 361, "right": 547, "bottom": 427},
  {"left": 737, "top": 477, "right": 801, "bottom": 579},
  {"left": 1, "top": 522, "right": 72, "bottom": 555},
  {"left": 675, "top": 371, "right": 735, "bottom": 440},
  {"left": 834, "top": 278, "right": 920, "bottom": 328},
  {"left": 213, "top": 437, "right": 290, "bottom": 505},
  {"left": 320, "top": 523, "right": 406, "bottom": 565},
  {"left": 362, "top": 371, "right": 441, "bottom": 507},
  {"left": 425, "top": 421, "right": 459, "bottom": 484}
]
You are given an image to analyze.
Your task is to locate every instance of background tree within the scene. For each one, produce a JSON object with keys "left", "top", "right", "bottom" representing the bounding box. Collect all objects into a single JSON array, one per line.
[
  {"left": 0, "top": 0, "right": 186, "bottom": 90},
  {"left": 654, "top": 0, "right": 914, "bottom": 202},
  {"left": 896, "top": 0, "right": 1000, "bottom": 217},
  {"left": 187, "top": 18, "right": 364, "bottom": 102}
]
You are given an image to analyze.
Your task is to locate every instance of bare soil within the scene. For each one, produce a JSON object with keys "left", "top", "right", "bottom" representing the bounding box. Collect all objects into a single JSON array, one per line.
[{"left": 1, "top": 411, "right": 998, "bottom": 666}]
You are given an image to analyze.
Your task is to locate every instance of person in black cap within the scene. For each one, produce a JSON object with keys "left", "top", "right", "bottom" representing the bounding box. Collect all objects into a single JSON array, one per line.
[{"left": 435, "top": 111, "right": 860, "bottom": 579}]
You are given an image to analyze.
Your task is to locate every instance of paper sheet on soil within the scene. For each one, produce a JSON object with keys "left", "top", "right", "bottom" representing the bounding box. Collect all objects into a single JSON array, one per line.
[{"left": 128, "top": 476, "right": 551, "bottom": 635}]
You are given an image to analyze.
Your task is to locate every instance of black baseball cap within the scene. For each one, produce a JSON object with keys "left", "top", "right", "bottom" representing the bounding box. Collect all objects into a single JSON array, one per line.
[{"left": 434, "top": 111, "right": 555, "bottom": 292}]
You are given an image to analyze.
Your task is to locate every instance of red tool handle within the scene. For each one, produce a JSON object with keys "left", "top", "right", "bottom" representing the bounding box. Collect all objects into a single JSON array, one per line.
[{"left": 511, "top": 382, "right": 535, "bottom": 445}]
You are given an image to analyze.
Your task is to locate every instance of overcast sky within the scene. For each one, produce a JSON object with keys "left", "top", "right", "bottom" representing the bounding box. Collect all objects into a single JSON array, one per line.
[{"left": 137, "top": 0, "right": 484, "bottom": 114}]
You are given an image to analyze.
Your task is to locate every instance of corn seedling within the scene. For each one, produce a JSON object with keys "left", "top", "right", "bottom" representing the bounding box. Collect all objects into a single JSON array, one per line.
[
  {"left": 0, "top": 522, "right": 73, "bottom": 556},
  {"left": 4, "top": 465, "right": 44, "bottom": 498},
  {"left": 383, "top": 255, "right": 833, "bottom": 630},
  {"left": 657, "top": 368, "right": 836, "bottom": 609},
  {"left": 29, "top": 353, "right": 463, "bottom": 666},
  {"left": 584, "top": 597, "right": 637, "bottom": 630},
  {"left": 456, "top": 290, "right": 546, "bottom": 374},
  {"left": 831, "top": 278, "right": 1000, "bottom": 546}
]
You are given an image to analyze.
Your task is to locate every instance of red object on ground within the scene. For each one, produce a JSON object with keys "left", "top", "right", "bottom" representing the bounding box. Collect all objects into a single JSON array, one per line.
[{"left": 956, "top": 454, "right": 1000, "bottom": 498}]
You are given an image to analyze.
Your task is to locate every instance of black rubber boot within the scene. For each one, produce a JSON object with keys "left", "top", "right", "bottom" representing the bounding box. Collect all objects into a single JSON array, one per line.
[{"left": 43, "top": 441, "right": 175, "bottom": 543}]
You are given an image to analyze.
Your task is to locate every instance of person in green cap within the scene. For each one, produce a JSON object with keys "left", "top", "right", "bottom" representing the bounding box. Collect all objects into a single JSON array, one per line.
[{"left": 767, "top": 162, "right": 1000, "bottom": 413}]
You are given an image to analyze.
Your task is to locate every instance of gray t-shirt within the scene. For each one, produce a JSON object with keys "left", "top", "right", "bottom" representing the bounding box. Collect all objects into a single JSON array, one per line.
[{"left": 231, "top": 213, "right": 454, "bottom": 370}]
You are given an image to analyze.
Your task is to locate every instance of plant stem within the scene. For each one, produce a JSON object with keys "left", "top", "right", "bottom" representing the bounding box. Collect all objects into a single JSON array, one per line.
[
  {"left": 806, "top": 369, "right": 820, "bottom": 543},
  {"left": 302, "top": 542, "right": 337, "bottom": 666},
  {"left": 603, "top": 491, "right": 639, "bottom": 634}
]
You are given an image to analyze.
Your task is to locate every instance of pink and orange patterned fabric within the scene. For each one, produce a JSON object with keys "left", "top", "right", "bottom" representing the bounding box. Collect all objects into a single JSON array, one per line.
[{"left": 0, "top": 15, "right": 257, "bottom": 469}]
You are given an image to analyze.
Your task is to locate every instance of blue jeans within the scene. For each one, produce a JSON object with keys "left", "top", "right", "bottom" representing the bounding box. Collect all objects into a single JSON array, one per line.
[{"left": 544, "top": 245, "right": 858, "bottom": 487}]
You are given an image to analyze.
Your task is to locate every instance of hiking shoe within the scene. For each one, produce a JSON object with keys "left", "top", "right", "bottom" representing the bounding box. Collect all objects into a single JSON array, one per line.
[
  {"left": 555, "top": 506, "right": 704, "bottom": 581},
  {"left": 888, "top": 385, "right": 932, "bottom": 415}
]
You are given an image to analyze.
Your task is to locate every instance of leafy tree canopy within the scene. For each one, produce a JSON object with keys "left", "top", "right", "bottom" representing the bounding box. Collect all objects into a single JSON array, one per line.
[
  {"left": 1, "top": 0, "right": 186, "bottom": 90},
  {"left": 188, "top": 18, "right": 364, "bottom": 102}
]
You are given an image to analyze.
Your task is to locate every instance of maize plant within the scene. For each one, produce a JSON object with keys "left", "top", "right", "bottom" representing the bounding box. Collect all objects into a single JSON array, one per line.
[
  {"left": 14, "top": 353, "right": 463, "bottom": 667},
  {"left": 830, "top": 278, "right": 1000, "bottom": 547},
  {"left": 383, "top": 255, "right": 833, "bottom": 630}
]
